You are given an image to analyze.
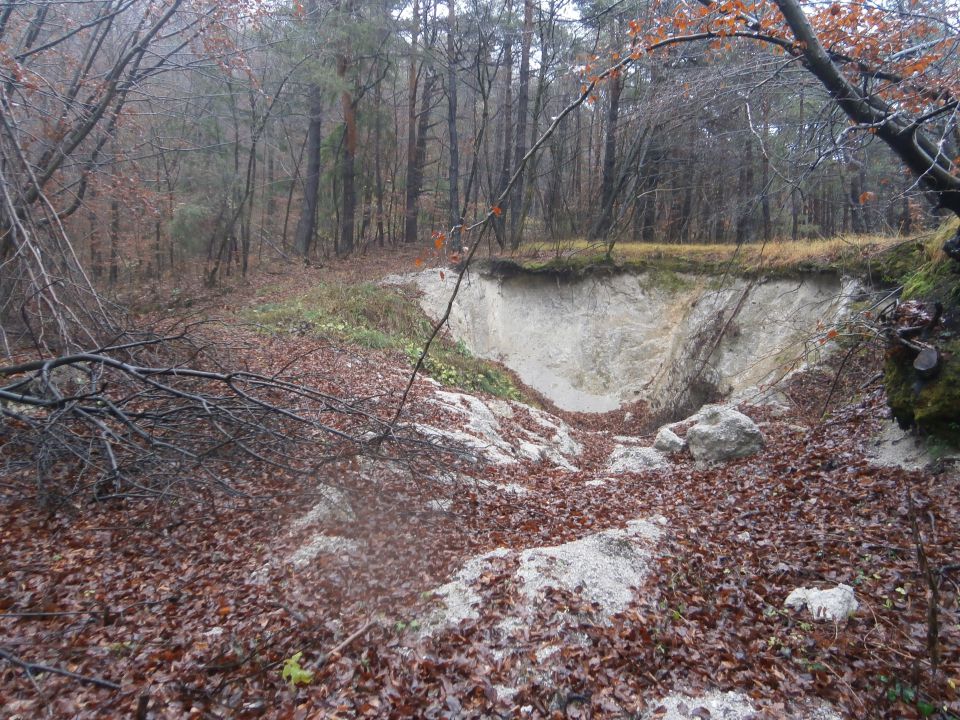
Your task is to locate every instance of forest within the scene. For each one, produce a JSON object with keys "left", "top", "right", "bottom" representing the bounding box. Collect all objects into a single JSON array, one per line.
[
  {"left": 1, "top": 0, "right": 960, "bottom": 718},
  {"left": 0, "top": 0, "right": 957, "bottom": 299}
]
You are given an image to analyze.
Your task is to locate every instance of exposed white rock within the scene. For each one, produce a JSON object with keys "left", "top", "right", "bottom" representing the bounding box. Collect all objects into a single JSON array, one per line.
[
  {"left": 516, "top": 520, "right": 661, "bottom": 615},
  {"left": 408, "top": 268, "right": 854, "bottom": 413},
  {"left": 426, "top": 498, "right": 453, "bottom": 512},
  {"left": 420, "top": 390, "right": 581, "bottom": 469},
  {"left": 686, "top": 405, "right": 764, "bottom": 462},
  {"left": 289, "top": 535, "right": 359, "bottom": 568},
  {"left": 496, "top": 483, "right": 529, "bottom": 496},
  {"left": 607, "top": 445, "right": 667, "bottom": 473},
  {"left": 785, "top": 584, "right": 858, "bottom": 622},
  {"left": 641, "top": 691, "right": 842, "bottom": 720},
  {"left": 290, "top": 484, "right": 355, "bottom": 527},
  {"left": 584, "top": 478, "right": 607, "bottom": 487},
  {"left": 525, "top": 405, "right": 583, "bottom": 458},
  {"left": 428, "top": 548, "right": 512, "bottom": 628},
  {"left": 867, "top": 421, "right": 960, "bottom": 471},
  {"left": 653, "top": 426, "right": 686, "bottom": 454},
  {"left": 426, "top": 520, "right": 661, "bottom": 632},
  {"left": 640, "top": 691, "right": 758, "bottom": 720},
  {"left": 416, "top": 423, "right": 517, "bottom": 465},
  {"left": 486, "top": 398, "right": 515, "bottom": 418}
]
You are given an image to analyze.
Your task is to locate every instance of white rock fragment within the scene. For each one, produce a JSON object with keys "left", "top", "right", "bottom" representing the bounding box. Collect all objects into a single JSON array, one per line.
[
  {"left": 584, "top": 479, "right": 607, "bottom": 487},
  {"left": 653, "top": 426, "right": 685, "bottom": 454},
  {"left": 685, "top": 405, "right": 764, "bottom": 462},
  {"left": 784, "top": 584, "right": 858, "bottom": 622},
  {"left": 606, "top": 445, "right": 667, "bottom": 473}
]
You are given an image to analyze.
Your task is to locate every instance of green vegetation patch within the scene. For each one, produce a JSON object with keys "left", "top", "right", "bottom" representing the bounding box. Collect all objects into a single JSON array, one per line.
[
  {"left": 244, "top": 283, "right": 521, "bottom": 401},
  {"left": 885, "top": 338, "right": 960, "bottom": 443},
  {"left": 889, "top": 218, "right": 960, "bottom": 300},
  {"left": 880, "top": 218, "right": 960, "bottom": 446}
]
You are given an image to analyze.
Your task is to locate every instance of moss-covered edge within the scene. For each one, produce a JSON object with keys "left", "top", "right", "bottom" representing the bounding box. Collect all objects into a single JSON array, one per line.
[
  {"left": 879, "top": 219, "right": 960, "bottom": 446},
  {"left": 885, "top": 341, "right": 960, "bottom": 441}
]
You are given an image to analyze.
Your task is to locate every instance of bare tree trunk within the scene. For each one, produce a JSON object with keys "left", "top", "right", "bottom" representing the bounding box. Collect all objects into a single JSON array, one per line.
[
  {"left": 403, "top": 0, "right": 421, "bottom": 244},
  {"left": 294, "top": 87, "right": 324, "bottom": 258},
  {"left": 407, "top": 73, "right": 436, "bottom": 244},
  {"left": 734, "top": 122, "right": 755, "bottom": 242},
  {"left": 494, "top": 2, "right": 513, "bottom": 248},
  {"left": 109, "top": 198, "right": 120, "bottom": 287},
  {"left": 508, "top": 0, "right": 533, "bottom": 249},
  {"left": 589, "top": 71, "right": 623, "bottom": 241},
  {"left": 445, "top": 0, "right": 460, "bottom": 239},
  {"left": 338, "top": 52, "right": 357, "bottom": 257}
]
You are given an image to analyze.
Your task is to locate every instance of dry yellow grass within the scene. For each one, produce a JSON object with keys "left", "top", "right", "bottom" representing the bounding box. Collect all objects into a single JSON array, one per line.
[{"left": 515, "top": 234, "right": 908, "bottom": 272}]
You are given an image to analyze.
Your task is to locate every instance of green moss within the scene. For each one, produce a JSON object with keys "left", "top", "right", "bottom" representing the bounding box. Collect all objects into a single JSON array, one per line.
[
  {"left": 873, "top": 218, "right": 960, "bottom": 301},
  {"left": 243, "top": 283, "right": 523, "bottom": 401},
  {"left": 885, "top": 339, "right": 960, "bottom": 445}
]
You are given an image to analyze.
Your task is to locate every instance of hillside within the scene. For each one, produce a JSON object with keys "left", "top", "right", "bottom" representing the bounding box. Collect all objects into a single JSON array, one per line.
[{"left": 2, "top": 244, "right": 958, "bottom": 719}]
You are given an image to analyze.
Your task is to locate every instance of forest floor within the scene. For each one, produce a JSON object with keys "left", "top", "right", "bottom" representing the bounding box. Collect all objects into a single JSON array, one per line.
[{"left": 1, "top": 243, "right": 959, "bottom": 720}]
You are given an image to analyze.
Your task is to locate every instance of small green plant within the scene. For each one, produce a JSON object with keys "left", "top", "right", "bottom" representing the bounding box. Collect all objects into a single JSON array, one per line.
[
  {"left": 878, "top": 675, "right": 942, "bottom": 717},
  {"left": 281, "top": 651, "right": 314, "bottom": 689}
]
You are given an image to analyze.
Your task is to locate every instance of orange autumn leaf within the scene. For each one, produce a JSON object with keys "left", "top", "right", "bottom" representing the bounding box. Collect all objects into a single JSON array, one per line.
[
  {"left": 439, "top": 270, "right": 446, "bottom": 280},
  {"left": 858, "top": 191, "right": 876, "bottom": 204},
  {"left": 414, "top": 257, "right": 423, "bottom": 267},
  {"left": 491, "top": 205, "right": 502, "bottom": 217},
  {"left": 827, "top": 328, "right": 839, "bottom": 339}
]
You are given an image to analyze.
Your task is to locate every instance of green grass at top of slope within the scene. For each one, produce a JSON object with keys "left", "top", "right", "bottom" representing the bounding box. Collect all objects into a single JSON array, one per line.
[{"left": 242, "top": 282, "right": 522, "bottom": 401}]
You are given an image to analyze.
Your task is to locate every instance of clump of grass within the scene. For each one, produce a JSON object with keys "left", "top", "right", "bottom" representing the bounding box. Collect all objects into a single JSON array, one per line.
[
  {"left": 244, "top": 283, "right": 521, "bottom": 400},
  {"left": 899, "top": 218, "right": 958, "bottom": 301}
]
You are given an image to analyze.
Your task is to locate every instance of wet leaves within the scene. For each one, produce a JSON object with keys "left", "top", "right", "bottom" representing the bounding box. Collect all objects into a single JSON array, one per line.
[{"left": 1, "top": 308, "right": 958, "bottom": 719}]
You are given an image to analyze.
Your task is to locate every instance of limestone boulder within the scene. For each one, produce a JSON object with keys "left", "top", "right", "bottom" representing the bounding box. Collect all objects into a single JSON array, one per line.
[
  {"left": 685, "top": 405, "right": 763, "bottom": 462},
  {"left": 653, "top": 426, "right": 685, "bottom": 454},
  {"left": 606, "top": 445, "right": 667, "bottom": 473}
]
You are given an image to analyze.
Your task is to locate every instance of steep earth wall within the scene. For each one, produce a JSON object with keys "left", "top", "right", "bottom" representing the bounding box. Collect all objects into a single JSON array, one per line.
[{"left": 408, "top": 267, "right": 858, "bottom": 414}]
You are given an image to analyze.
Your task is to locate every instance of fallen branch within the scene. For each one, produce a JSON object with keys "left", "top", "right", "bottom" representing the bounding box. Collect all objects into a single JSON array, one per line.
[{"left": 0, "top": 647, "right": 121, "bottom": 690}]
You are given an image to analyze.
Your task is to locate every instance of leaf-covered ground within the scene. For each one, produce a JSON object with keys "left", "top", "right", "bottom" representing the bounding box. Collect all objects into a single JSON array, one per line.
[{"left": 1, "top": 255, "right": 958, "bottom": 719}]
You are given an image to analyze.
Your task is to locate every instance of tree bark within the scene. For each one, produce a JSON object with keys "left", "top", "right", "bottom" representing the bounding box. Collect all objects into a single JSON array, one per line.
[
  {"left": 294, "top": 86, "right": 324, "bottom": 258},
  {"left": 338, "top": 52, "right": 357, "bottom": 257},
  {"left": 508, "top": 0, "right": 533, "bottom": 249},
  {"left": 445, "top": 0, "right": 460, "bottom": 238},
  {"left": 494, "top": 2, "right": 514, "bottom": 248},
  {"left": 589, "top": 71, "right": 623, "bottom": 241},
  {"left": 403, "top": 0, "right": 422, "bottom": 244}
]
